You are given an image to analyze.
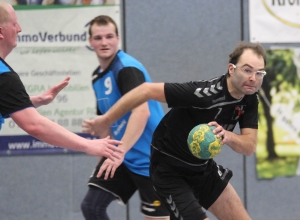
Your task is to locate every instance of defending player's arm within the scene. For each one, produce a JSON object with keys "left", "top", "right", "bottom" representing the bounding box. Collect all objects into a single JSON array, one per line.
[
  {"left": 119, "top": 103, "right": 150, "bottom": 154},
  {"left": 99, "top": 102, "right": 150, "bottom": 179},
  {"left": 10, "top": 107, "right": 123, "bottom": 159}
]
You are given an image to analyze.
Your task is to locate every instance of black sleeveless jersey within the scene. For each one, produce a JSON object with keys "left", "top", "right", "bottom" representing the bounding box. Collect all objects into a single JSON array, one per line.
[{"left": 151, "top": 74, "right": 258, "bottom": 166}]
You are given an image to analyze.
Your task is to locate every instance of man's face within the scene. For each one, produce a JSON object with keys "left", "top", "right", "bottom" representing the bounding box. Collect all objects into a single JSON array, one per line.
[
  {"left": 228, "top": 49, "right": 265, "bottom": 98},
  {"left": 89, "top": 23, "right": 119, "bottom": 61},
  {"left": 0, "top": 5, "right": 22, "bottom": 51}
]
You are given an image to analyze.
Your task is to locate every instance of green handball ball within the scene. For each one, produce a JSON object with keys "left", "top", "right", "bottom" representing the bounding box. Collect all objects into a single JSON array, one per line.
[{"left": 187, "top": 124, "right": 222, "bottom": 159}]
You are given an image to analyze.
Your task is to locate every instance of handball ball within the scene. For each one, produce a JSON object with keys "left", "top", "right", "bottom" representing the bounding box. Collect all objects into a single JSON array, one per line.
[{"left": 187, "top": 124, "right": 222, "bottom": 159}]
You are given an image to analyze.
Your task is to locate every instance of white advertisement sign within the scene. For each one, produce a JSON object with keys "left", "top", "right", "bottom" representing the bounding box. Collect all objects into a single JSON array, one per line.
[
  {"left": 4, "top": 46, "right": 98, "bottom": 135},
  {"left": 249, "top": 0, "right": 300, "bottom": 43},
  {"left": 16, "top": 6, "right": 120, "bottom": 47}
]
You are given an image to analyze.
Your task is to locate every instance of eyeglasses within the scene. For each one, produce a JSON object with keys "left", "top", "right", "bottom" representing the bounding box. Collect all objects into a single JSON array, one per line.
[{"left": 231, "top": 64, "right": 266, "bottom": 79}]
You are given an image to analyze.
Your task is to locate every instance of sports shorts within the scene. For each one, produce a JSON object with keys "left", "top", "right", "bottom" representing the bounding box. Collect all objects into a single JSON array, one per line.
[
  {"left": 150, "top": 156, "right": 232, "bottom": 220},
  {"left": 88, "top": 157, "right": 169, "bottom": 218}
]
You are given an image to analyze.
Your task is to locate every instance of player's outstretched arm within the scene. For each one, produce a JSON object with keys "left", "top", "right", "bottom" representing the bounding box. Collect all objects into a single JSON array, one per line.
[
  {"left": 10, "top": 107, "right": 124, "bottom": 160},
  {"left": 85, "top": 136, "right": 124, "bottom": 159},
  {"left": 105, "top": 82, "right": 165, "bottom": 127},
  {"left": 30, "top": 76, "right": 70, "bottom": 108}
]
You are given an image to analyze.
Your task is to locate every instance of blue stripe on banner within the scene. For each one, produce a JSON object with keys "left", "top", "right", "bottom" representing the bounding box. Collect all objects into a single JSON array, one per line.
[{"left": 0, "top": 133, "right": 96, "bottom": 156}]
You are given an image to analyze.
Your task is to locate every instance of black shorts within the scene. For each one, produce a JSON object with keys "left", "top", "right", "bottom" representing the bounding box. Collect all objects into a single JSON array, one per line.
[
  {"left": 88, "top": 158, "right": 169, "bottom": 218},
  {"left": 150, "top": 158, "right": 232, "bottom": 220}
]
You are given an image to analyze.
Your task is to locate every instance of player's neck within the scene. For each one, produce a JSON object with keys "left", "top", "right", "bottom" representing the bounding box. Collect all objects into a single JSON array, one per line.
[
  {"left": 0, "top": 47, "right": 11, "bottom": 60},
  {"left": 98, "top": 55, "right": 116, "bottom": 72}
]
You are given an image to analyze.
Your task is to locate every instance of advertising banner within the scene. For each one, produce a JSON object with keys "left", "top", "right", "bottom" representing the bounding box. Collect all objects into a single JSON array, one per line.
[
  {"left": 256, "top": 48, "right": 300, "bottom": 179},
  {"left": 0, "top": 4, "right": 121, "bottom": 155},
  {"left": 249, "top": 0, "right": 300, "bottom": 43}
]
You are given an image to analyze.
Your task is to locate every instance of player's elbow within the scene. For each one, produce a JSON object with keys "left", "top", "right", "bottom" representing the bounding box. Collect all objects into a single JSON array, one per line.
[
  {"left": 245, "top": 150, "right": 255, "bottom": 156},
  {"left": 245, "top": 143, "right": 257, "bottom": 156}
]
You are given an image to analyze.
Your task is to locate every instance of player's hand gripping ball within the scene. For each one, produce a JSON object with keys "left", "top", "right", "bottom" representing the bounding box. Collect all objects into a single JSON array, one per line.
[{"left": 187, "top": 124, "right": 222, "bottom": 159}]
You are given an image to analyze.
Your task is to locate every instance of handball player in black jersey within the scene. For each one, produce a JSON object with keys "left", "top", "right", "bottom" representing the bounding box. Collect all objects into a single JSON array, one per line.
[{"left": 84, "top": 41, "right": 266, "bottom": 220}]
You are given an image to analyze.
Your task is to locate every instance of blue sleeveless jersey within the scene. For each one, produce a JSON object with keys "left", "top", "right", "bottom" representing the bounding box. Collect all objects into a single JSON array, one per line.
[{"left": 92, "top": 50, "right": 164, "bottom": 176}]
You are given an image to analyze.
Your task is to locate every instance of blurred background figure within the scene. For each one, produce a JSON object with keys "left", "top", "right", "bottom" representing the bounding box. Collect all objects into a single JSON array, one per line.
[
  {"left": 53, "top": 0, "right": 78, "bottom": 5},
  {"left": 81, "top": 0, "right": 118, "bottom": 5},
  {"left": 3, "top": 0, "right": 118, "bottom": 5}
]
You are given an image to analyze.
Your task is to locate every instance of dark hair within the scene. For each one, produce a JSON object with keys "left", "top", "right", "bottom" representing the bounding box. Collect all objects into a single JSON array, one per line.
[
  {"left": 227, "top": 41, "right": 266, "bottom": 76},
  {"left": 88, "top": 15, "right": 118, "bottom": 36}
]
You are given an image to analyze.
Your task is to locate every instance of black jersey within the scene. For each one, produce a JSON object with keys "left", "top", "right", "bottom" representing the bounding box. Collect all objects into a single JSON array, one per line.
[
  {"left": 0, "top": 58, "right": 33, "bottom": 130},
  {"left": 151, "top": 74, "right": 258, "bottom": 166}
]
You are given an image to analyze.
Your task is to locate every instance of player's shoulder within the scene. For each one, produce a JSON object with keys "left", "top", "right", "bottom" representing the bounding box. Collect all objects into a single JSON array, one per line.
[
  {"left": 181, "top": 75, "right": 225, "bottom": 94},
  {"left": 0, "top": 59, "right": 12, "bottom": 75},
  {"left": 192, "top": 74, "right": 224, "bottom": 86},
  {"left": 117, "top": 50, "right": 144, "bottom": 69}
]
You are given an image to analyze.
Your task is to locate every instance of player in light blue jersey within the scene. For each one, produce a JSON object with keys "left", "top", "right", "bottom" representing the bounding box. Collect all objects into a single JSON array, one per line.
[{"left": 81, "top": 15, "right": 169, "bottom": 220}]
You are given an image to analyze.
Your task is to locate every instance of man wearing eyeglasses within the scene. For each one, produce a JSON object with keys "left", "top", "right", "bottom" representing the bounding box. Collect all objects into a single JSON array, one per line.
[{"left": 82, "top": 41, "right": 266, "bottom": 220}]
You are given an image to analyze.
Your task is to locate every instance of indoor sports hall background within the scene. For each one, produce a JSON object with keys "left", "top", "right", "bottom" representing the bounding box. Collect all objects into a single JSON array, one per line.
[{"left": 0, "top": 1, "right": 300, "bottom": 219}]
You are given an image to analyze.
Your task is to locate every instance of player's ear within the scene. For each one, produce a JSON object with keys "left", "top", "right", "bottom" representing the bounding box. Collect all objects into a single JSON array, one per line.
[
  {"left": 228, "top": 63, "right": 235, "bottom": 76},
  {"left": 0, "top": 27, "right": 4, "bottom": 39},
  {"left": 88, "top": 36, "right": 94, "bottom": 49}
]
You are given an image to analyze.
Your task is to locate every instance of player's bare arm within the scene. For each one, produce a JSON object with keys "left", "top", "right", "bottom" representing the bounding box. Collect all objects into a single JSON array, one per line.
[
  {"left": 209, "top": 121, "right": 257, "bottom": 156},
  {"left": 83, "top": 83, "right": 165, "bottom": 136},
  {"left": 105, "top": 82, "right": 166, "bottom": 125},
  {"left": 97, "top": 102, "right": 150, "bottom": 179},
  {"left": 225, "top": 128, "right": 257, "bottom": 155},
  {"left": 10, "top": 107, "right": 124, "bottom": 160}
]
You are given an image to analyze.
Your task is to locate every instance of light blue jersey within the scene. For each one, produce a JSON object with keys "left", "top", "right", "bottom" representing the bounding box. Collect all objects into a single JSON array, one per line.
[{"left": 92, "top": 50, "right": 164, "bottom": 176}]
